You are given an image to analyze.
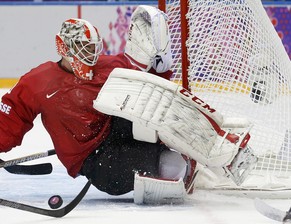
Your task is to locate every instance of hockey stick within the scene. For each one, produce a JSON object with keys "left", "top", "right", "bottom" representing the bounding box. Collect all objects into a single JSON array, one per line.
[
  {"left": 254, "top": 198, "right": 291, "bottom": 222},
  {"left": 1, "top": 161, "right": 53, "bottom": 175},
  {"left": 0, "top": 149, "right": 56, "bottom": 175},
  {"left": 0, "top": 180, "right": 91, "bottom": 218},
  {"left": 0, "top": 149, "right": 56, "bottom": 168}
]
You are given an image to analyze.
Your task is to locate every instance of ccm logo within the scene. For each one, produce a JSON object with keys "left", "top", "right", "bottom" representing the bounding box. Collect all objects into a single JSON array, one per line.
[{"left": 179, "top": 89, "right": 216, "bottom": 113}]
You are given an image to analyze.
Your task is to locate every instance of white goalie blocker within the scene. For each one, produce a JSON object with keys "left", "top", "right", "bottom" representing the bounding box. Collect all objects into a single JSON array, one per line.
[{"left": 93, "top": 68, "right": 257, "bottom": 197}]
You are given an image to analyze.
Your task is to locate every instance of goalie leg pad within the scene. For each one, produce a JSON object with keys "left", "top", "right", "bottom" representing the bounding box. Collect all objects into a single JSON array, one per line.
[
  {"left": 134, "top": 173, "right": 186, "bottom": 204},
  {"left": 93, "top": 68, "right": 255, "bottom": 185}
]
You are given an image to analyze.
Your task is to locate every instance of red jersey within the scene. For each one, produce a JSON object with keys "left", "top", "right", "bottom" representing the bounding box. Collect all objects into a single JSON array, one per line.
[{"left": 0, "top": 54, "right": 172, "bottom": 177}]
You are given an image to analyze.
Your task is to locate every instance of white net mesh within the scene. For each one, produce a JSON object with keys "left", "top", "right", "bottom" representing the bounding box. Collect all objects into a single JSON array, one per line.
[{"left": 164, "top": 0, "right": 291, "bottom": 190}]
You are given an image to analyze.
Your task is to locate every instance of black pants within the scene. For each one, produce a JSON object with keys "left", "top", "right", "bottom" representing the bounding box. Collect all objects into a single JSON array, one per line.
[{"left": 81, "top": 117, "right": 168, "bottom": 195}]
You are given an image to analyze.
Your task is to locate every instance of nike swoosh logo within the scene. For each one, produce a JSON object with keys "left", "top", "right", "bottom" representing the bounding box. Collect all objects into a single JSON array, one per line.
[{"left": 46, "top": 90, "right": 59, "bottom": 99}]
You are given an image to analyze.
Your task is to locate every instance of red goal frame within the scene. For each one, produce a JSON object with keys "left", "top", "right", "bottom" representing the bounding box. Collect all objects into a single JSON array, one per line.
[{"left": 158, "top": 0, "right": 190, "bottom": 90}]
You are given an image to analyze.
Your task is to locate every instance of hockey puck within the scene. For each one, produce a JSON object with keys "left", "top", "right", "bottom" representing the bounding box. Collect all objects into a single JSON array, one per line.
[{"left": 48, "top": 195, "right": 63, "bottom": 209}]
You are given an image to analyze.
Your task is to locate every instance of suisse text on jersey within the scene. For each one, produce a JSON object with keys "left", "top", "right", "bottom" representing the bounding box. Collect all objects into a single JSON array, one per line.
[{"left": 0, "top": 102, "right": 11, "bottom": 115}]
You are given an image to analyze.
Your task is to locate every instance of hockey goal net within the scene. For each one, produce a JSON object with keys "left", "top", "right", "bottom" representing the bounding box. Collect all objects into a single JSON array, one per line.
[{"left": 159, "top": 0, "right": 291, "bottom": 191}]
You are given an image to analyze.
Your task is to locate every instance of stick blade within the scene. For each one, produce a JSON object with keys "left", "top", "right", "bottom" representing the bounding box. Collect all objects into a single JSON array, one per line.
[
  {"left": 254, "top": 198, "right": 287, "bottom": 222},
  {"left": 5, "top": 163, "right": 53, "bottom": 175}
]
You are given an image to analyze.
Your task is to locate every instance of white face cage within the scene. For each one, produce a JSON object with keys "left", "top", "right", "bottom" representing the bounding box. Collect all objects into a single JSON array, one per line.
[
  {"left": 60, "top": 19, "right": 103, "bottom": 66},
  {"left": 70, "top": 39, "right": 103, "bottom": 66}
]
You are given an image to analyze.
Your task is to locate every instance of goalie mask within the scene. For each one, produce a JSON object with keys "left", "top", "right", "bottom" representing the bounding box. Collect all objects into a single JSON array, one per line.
[{"left": 56, "top": 18, "right": 103, "bottom": 80}]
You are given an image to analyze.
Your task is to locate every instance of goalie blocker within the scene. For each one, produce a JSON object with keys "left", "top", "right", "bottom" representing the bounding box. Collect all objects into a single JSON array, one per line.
[{"left": 93, "top": 68, "right": 258, "bottom": 198}]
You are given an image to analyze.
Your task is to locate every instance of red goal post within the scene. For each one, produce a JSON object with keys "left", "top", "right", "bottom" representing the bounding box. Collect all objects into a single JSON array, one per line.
[
  {"left": 159, "top": 0, "right": 291, "bottom": 191},
  {"left": 159, "top": 0, "right": 190, "bottom": 90}
]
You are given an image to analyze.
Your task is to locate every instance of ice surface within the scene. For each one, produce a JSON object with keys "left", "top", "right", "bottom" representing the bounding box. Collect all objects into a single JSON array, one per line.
[{"left": 0, "top": 88, "right": 290, "bottom": 224}]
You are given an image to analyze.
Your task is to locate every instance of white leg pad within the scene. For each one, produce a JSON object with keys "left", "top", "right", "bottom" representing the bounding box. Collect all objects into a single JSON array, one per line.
[
  {"left": 93, "top": 68, "right": 251, "bottom": 167},
  {"left": 133, "top": 174, "right": 186, "bottom": 204},
  {"left": 93, "top": 68, "right": 255, "bottom": 186}
]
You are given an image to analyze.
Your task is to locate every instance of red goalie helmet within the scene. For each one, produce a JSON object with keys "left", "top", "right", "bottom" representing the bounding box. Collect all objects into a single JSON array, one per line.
[{"left": 56, "top": 18, "right": 103, "bottom": 80}]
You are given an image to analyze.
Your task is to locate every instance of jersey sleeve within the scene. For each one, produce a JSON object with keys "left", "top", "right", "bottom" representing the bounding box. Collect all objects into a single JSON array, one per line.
[{"left": 0, "top": 78, "right": 39, "bottom": 152}]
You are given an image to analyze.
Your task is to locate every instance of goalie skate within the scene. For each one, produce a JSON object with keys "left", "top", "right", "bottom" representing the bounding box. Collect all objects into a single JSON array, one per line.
[{"left": 224, "top": 145, "right": 258, "bottom": 186}]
